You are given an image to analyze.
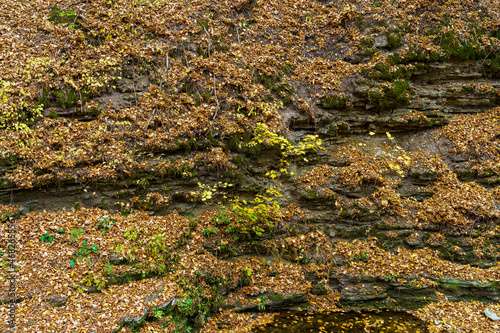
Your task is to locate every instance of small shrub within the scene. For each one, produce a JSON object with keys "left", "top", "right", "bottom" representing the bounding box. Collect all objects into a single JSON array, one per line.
[
  {"left": 202, "top": 227, "right": 219, "bottom": 236},
  {"left": 68, "top": 228, "right": 84, "bottom": 242},
  {"left": 96, "top": 216, "right": 115, "bottom": 234},
  {"left": 70, "top": 241, "right": 99, "bottom": 268}
]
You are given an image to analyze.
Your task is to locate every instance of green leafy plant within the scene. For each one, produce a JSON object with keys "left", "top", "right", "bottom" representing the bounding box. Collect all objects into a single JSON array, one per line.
[
  {"left": 124, "top": 228, "right": 138, "bottom": 241},
  {"left": 115, "top": 243, "right": 124, "bottom": 254},
  {"left": 147, "top": 233, "right": 167, "bottom": 256},
  {"left": 176, "top": 283, "right": 220, "bottom": 319},
  {"left": 70, "top": 241, "right": 99, "bottom": 268},
  {"left": 103, "top": 262, "right": 113, "bottom": 276},
  {"left": 80, "top": 272, "right": 107, "bottom": 291},
  {"left": 69, "top": 228, "right": 84, "bottom": 242},
  {"left": 137, "top": 178, "right": 150, "bottom": 190},
  {"left": 152, "top": 307, "right": 164, "bottom": 319},
  {"left": 49, "top": 5, "right": 78, "bottom": 28},
  {"left": 125, "top": 246, "right": 139, "bottom": 261},
  {"left": 96, "top": 216, "right": 115, "bottom": 234},
  {"left": 225, "top": 226, "right": 239, "bottom": 240},
  {"left": 384, "top": 273, "right": 397, "bottom": 282},
  {"left": 211, "top": 210, "right": 231, "bottom": 225},
  {"left": 202, "top": 227, "right": 219, "bottom": 236},
  {"left": 231, "top": 193, "right": 282, "bottom": 237},
  {"left": 149, "top": 254, "right": 168, "bottom": 275},
  {"left": 40, "top": 232, "right": 53, "bottom": 243},
  {"left": 257, "top": 295, "right": 267, "bottom": 311}
]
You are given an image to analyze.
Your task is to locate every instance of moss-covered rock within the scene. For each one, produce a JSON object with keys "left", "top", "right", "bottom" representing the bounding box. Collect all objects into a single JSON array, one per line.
[
  {"left": 386, "top": 28, "right": 402, "bottom": 49},
  {"left": 320, "top": 95, "right": 348, "bottom": 109}
]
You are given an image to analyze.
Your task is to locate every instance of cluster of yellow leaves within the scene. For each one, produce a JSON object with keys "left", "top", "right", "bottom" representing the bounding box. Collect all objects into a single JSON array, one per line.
[
  {"left": 189, "top": 181, "right": 233, "bottom": 203},
  {"left": 249, "top": 122, "right": 322, "bottom": 178}
]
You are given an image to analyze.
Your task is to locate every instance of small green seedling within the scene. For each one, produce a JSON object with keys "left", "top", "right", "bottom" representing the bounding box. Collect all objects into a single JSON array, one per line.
[{"left": 41, "top": 232, "right": 53, "bottom": 243}]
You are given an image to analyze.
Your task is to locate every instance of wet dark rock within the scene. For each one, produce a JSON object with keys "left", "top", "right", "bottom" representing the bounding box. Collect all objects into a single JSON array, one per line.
[
  {"left": 409, "top": 168, "right": 438, "bottom": 183},
  {"left": 112, "top": 299, "right": 176, "bottom": 333},
  {"left": 108, "top": 254, "right": 128, "bottom": 265},
  {"left": 340, "top": 282, "right": 388, "bottom": 302},
  {"left": 234, "top": 292, "right": 308, "bottom": 312},
  {"left": 405, "top": 232, "right": 424, "bottom": 247},
  {"left": 115, "top": 76, "right": 150, "bottom": 93},
  {"left": 45, "top": 295, "right": 68, "bottom": 307}
]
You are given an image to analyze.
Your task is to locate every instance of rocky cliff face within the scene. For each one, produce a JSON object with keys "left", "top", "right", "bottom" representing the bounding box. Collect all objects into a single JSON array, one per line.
[
  {"left": 2, "top": 58, "right": 499, "bottom": 314},
  {"left": 1, "top": 1, "right": 500, "bottom": 332},
  {"left": 291, "top": 60, "right": 500, "bottom": 135}
]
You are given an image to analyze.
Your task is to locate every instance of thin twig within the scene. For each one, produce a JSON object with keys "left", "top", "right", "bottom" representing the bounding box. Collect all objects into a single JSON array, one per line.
[
  {"left": 72, "top": 13, "right": 80, "bottom": 28},
  {"left": 144, "top": 108, "right": 156, "bottom": 137},
  {"left": 181, "top": 45, "right": 190, "bottom": 67},
  {"left": 202, "top": 26, "right": 212, "bottom": 57},
  {"left": 468, "top": 217, "right": 479, "bottom": 245},
  {"left": 212, "top": 75, "right": 220, "bottom": 120},
  {"left": 334, "top": 28, "right": 349, "bottom": 45},
  {"left": 236, "top": 24, "right": 241, "bottom": 47}
]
